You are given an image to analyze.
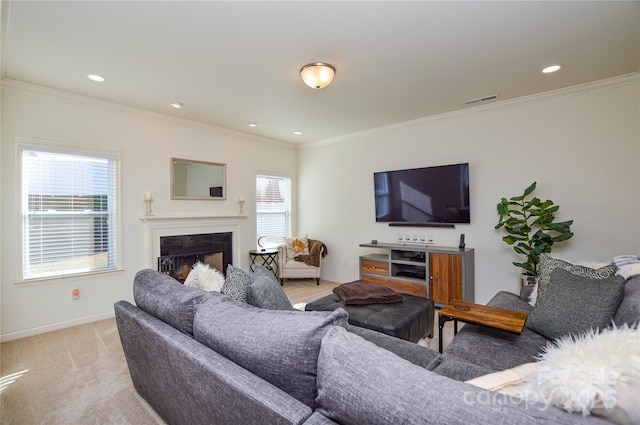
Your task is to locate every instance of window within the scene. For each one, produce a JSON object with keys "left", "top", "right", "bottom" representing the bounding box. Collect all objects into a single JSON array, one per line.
[
  {"left": 20, "top": 141, "right": 119, "bottom": 281},
  {"left": 256, "top": 174, "right": 291, "bottom": 248}
]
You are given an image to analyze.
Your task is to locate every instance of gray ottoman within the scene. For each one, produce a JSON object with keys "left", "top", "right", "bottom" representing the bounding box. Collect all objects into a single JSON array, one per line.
[{"left": 305, "top": 292, "right": 434, "bottom": 342}]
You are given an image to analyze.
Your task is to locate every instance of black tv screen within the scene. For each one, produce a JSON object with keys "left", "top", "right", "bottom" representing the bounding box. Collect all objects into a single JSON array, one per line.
[{"left": 374, "top": 163, "right": 470, "bottom": 224}]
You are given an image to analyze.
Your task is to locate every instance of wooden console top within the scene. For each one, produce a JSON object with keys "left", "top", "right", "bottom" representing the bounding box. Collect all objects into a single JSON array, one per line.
[{"left": 439, "top": 300, "right": 528, "bottom": 334}]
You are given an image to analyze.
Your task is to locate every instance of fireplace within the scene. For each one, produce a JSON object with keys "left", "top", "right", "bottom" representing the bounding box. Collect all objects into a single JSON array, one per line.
[
  {"left": 158, "top": 232, "right": 232, "bottom": 281},
  {"left": 140, "top": 214, "right": 246, "bottom": 282}
]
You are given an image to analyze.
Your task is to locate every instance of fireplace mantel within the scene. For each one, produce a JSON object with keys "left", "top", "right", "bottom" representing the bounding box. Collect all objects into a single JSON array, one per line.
[
  {"left": 139, "top": 214, "right": 248, "bottom": 222},
  {"left": 140, "top": 214, "right": 248, "bottom": 270}
]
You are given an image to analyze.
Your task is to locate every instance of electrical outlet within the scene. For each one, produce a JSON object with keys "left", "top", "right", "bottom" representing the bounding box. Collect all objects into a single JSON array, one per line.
[
  {"left": 127, "top": 223, "right": 135, "bottom": 233},
  {"left": 344, "top": 261, "right": 349, "bottom": 270}
]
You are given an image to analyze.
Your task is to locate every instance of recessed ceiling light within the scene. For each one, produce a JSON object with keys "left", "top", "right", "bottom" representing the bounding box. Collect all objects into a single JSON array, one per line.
[
  {"left": 542, "top": 65, "right": 562, "bottom": 74},
  {"left": 293, "top": 131, "right": 303, "bottom": 135},
  {"left": 248, "top": 122, "right": 258, "bottom": 127},
  {"left": 87, "top": 74, "right": 106, "bottom": 82},
  {"left": 170, "top": 102, "right": 183, "bottom": 109}
]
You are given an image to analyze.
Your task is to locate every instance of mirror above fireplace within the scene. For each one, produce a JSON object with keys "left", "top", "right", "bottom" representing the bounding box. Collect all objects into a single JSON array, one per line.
[{"left": 171, "top": 158, "right": 226, "bottom": 200}]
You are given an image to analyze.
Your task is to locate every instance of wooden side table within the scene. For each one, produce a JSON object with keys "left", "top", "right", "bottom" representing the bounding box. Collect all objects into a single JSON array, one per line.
[
  {"left": 438, "top": 300, "right": 528, "bottom": 353},
  {"left": 249, "top": 249, "right": 279, "bottom": 279}
]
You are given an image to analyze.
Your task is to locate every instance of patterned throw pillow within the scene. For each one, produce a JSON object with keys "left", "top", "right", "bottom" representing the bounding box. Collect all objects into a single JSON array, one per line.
[
  {"left": 530, "top": 254, "right": 617, "bottom": 306},
  {"left": 221, "top": 264, "right": 251, "bottom": 303},
  {"left": 284, "top": 235, "right": 309, "bottom": 259},
  {"left": 526, "top": 268, "right": 625, "bottom": 340}
]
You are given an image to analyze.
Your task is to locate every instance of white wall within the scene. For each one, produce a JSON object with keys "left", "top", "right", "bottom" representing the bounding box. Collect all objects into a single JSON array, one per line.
[
  {"left": 298, "top": 76, "right": 640, "bottom": 304},
  {"left": 0, "top": 81, "right": 297, "bottom": 341},
  {"left": 2, "top": 75, "right": 639, "bottom": 341}
]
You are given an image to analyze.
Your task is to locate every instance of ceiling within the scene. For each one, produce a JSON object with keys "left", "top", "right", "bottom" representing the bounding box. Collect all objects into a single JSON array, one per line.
[{"left": 2, "top": 1, "right": 639, "bottom": 144}]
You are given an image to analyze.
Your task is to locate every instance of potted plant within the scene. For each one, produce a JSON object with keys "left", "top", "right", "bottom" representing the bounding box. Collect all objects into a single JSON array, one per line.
[{"left": 495, "top": 182, "right": 574, "bottom": 280}]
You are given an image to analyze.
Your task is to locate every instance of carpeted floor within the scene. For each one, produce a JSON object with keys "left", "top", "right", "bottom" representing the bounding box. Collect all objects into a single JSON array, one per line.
[
  {"left": 0, "top": 318, "right": 165, "bottom": 425},
  {"left": 0, "top": 278, "right": 456, "bottom": 424}
]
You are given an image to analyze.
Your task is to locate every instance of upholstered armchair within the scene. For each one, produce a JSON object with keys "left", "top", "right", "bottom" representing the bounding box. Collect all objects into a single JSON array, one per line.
[{"left": 277, "top": 238, "right": 326, "bottom": 285}]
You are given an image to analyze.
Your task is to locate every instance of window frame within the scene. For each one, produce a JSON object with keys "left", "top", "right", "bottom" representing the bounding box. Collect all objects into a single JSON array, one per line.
[
  {"left": 255, "top": 173, "right": 292, "bottom": 249},
  {"left": 16, "top": 138, "right": 123, "bottom": 284}
]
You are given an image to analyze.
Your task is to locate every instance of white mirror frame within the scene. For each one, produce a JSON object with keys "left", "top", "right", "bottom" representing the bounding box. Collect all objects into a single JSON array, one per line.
[{"left": 171, "top": 158, "right": 226, "bottom": 200}]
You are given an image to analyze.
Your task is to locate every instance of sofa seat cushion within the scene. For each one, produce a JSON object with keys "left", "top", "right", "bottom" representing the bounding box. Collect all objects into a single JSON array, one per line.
[
  {"left": 434, "top": 291, "right": 547, "bottom": 381},
  {"left": 193, "top": 293, "right": 348, "bottom": 409},
  {"left": 133, "top": 268, "right": 208, "bottom": 336},
  {"left": 434, "top": 324, "right": 549, "bottom": 381},
  {"left": 316, "top": 327, "right": 608, "bottom": 425}
]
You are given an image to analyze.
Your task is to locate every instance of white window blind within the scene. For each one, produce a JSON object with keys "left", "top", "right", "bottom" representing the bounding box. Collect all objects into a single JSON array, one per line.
[
  {"left": 256, "top": 174, "right": 291, "bottom": 248},
  {"left": 21, "top": 143, "right": 119, "bottom": 280}
]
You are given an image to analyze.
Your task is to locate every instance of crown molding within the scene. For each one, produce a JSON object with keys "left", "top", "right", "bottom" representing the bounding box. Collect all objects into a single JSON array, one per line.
[
  {"left": 305, "top": 72, "right": 640, "bottom": 149},
  {"left": 0, "top": 78, "right": 296, "bottom": 150}
]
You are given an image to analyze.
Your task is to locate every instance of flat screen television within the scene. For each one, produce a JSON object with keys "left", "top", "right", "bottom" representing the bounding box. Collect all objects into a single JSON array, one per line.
[{"left": 374, "top": 163, "right": 470, "bottom": 224}]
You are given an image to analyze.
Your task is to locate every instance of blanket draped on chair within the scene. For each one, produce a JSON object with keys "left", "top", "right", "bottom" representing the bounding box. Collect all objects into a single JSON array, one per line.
[{"left": 293, "top": 239, "right": 327, "bottom": 267}]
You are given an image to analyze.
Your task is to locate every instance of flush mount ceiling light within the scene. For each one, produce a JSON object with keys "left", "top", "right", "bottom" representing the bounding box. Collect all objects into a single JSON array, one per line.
[
  {"left": 170, "top": 102, "right": 184, "bottom": 109},
  {"left": 300, "top": 62, "right": 336, "bottom": 89},
  {"left": 87, "top": 74, "right": 106, "bottom": 82},
  {"left": 542, "top": 65, "right": 562, "bottom": 74}
]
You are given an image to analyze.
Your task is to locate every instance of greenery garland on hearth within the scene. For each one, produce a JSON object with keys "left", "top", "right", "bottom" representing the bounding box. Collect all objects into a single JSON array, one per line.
[{"left": 495, "top": 182, "right": 574, "bottom": 277}]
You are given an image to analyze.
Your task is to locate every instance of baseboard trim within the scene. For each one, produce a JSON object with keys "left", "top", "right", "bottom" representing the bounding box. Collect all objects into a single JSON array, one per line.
[{"left": 0, "top": 312, "right": 115, "bottom": 342}]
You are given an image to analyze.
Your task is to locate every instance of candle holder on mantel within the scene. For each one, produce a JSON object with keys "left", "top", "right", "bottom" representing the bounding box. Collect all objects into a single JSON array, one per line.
[
  {"left": 238, "top": 197, "right": 245, "bottom": 215},
  {"left": 144, "top": 192, "right": 154, "bottom": 216}
]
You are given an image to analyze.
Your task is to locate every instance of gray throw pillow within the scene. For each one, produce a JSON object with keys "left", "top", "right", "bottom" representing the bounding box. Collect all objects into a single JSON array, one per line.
[
  {"left": 248, "top": 274, "right": 295, "bottom": 310},
  {"left": 221, "top": 264, "right": 251, "bottom": 302},
  {"left": 614, "top": 275, "right": 640, "bottom": 327},
  {"left": 526, "top": 268, "right": 625, "bottom": 340},
  {"left": 193, "top": 295, "right": 348, "bottom": 409},
  {"left": 535, "top": 254, "right": 617, "bottom": 304}
]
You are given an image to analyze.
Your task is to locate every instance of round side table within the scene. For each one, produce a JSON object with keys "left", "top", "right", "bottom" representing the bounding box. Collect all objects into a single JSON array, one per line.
[{"left": 249, "top": 249, "right": 279, "bottom": 278}]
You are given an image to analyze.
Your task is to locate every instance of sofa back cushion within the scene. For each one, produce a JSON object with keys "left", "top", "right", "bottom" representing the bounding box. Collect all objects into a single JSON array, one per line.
[
  {"left": 193, "top": 294, "right": 348, "bottom": 409},
  {"left": 316, "top": 327, "right": 608, "bottom": 425},
  {"left": 615, "top": 275, "right": 640, "bottom": 327},
  {"left": 133, "top": 269, "right": 208, "bottom": 336}
]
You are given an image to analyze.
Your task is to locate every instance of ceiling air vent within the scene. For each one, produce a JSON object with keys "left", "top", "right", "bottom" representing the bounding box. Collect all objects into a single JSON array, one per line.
[{"left": 463, "top": 94, "right": 500, "bottom": 106}]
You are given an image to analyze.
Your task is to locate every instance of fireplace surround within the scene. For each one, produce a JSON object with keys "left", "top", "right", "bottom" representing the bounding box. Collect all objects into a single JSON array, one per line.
[{"left": 141, "top": 214, "right": 246, "bottom": 280}]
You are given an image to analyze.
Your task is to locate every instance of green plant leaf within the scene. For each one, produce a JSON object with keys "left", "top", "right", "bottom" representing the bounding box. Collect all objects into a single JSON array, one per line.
[
  {"left": 552, "top": 232, "right": 574, "bottom": 242},
  {"left": 502, "top": 236, "right": 517, "bottom": 245},
  {"left": 523, "top": 182, "right": 537, "bottom": 197}
]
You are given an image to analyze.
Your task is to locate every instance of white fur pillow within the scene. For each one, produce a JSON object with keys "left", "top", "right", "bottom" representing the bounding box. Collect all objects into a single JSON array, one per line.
[
  {"left": 184, "top": 262, "right": 225, "bottom": 292},
  {"left": 519, "top": 325, "right": 640, "bottom": 425}
]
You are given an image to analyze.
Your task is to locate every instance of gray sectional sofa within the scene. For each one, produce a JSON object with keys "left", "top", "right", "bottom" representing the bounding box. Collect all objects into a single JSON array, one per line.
[{"left": 115, "top": 268, "right": 635, "bottom": 425}]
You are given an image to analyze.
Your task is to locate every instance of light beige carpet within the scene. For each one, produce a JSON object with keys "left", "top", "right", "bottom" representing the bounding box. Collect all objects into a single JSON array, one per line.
[{"left": 1, "top": 318, "right": 165, "bottom": 425}]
